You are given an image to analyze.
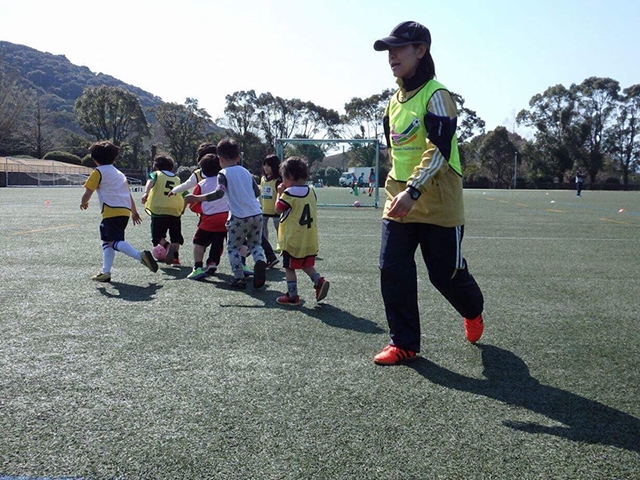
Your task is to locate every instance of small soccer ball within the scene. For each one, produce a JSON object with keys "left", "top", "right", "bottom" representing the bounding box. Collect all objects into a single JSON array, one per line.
[
  {"left": 152, "top": 244, "right": 167, "bottom": 261},
  {"left": 353, "top": 201, "right": 361, "bottom": 207}
]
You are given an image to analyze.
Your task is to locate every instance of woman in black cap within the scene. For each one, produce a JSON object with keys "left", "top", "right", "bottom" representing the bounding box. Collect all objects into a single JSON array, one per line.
[{"left": 372, "top": 21, "right": 485, "bottom": 365}]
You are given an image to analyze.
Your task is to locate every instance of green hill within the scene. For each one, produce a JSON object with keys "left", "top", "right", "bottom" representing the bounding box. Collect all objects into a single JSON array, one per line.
[
  {"left": 0, "top": 40, "right": 162, "bottom": 110},
  {"left": 0, "top": 41, "right": 222, "bottom": 166}
]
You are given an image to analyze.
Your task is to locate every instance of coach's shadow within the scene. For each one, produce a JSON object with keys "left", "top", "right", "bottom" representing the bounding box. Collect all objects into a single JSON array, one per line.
[
  {"left": 304, "top": 304, "right": 385, "bottom": 334},
  {"left": 96, "top": 282, "right": 163, "bottom": 302},
  {"left": 410, "top": 344, "right": 640, "bottom": 454}
]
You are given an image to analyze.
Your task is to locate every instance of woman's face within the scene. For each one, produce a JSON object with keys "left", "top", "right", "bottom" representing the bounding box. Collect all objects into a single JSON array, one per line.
[
  {"left": 263, "top": 163, "right": 273, "bottom": 176},
  {"left": 388, "top": 44, "right": 426, "bottom": 79}
]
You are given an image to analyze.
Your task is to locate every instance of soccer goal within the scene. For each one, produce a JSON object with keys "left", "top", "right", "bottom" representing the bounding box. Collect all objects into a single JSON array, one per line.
[{"left": 274, "top": 138, "right": 381, "bottom": 208}]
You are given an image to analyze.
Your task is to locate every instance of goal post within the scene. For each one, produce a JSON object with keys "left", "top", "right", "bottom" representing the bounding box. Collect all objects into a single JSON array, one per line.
[{"left": 274, "top": 138, "right": 381, "bottom": 208}]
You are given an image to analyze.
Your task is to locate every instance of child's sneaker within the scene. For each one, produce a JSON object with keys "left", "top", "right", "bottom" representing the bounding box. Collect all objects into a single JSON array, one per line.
[
  {"left": 172, "top": 257, "right": 181, "bottom": 267},
  {"left": 464, "top": 315, "right": 484, "bottom": 343},
  {"left": 205, "top": 262, "right": 218, "bottom": 275},
  {"left": 373, "top": 344, "right": 416, "bottom": 365},
  {"left": 242, "top": 265, "right": 254, "bottom": 277},
  {"left": 276, "top": 294, "right": 300, "bottom": 306},
  {"left": 229, "top": 278, "right": 247, "bottom": 289},
  {"left": 91, "top": 272, "right": 111, "bottom": 283},
  {"left": 253, "top": 260, "right": 266, "bottom": 289},
  {"left": 140, "top": 250, "right": 159, "bottom": 272},
  {"left": 314, "top": 277, "right": 330, "bottom": 301},
  {"left": 187, "top": 267, "right": 207, "bottom": 281}
]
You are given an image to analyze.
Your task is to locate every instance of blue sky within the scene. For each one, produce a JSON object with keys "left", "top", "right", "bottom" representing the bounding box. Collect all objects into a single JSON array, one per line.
[{"left": 1, "top": 0, "right": 638, "bottom": 135}]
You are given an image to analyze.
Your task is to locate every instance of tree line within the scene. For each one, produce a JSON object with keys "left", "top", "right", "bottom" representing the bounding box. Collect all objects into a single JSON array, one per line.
[
  {"left": 472, "top": 77, "right": 640, "bottom": 189},
  {"left": 1, "top": 54, "right": 638, "bottom": 188}
]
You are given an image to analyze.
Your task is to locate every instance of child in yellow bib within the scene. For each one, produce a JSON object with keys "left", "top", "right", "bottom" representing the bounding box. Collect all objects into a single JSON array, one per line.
[
  {"left": 141, "top": 154, "right": 185, "bottom": 265},
  {"left": 274, "top": 157, "right": 329, "bottom": 306}
]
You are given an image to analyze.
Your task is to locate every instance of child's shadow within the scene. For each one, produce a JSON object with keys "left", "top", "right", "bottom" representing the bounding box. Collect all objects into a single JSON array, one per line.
[
  {"left": 304, "top": 304, "right": 385, "bottom": 334},
  {"left": 96, "top": 282, "right": 163, "bottom": 302},
  {"left": 409, "top": 344, "right": 640, "bottom": 454}
]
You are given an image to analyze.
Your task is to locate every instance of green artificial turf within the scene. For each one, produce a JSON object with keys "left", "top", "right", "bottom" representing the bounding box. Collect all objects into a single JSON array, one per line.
[{"left": 0, "top": 186, "right": 639, "bottom": 479}]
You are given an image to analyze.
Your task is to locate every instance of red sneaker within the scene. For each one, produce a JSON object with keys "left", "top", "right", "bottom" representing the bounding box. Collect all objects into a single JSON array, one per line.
[
  {"left": 373, "top": 344, "right": 416, "bottom": 365},
  {"left": 276, "top": 294, "right": 300, "bottom": 306},
  {"left": 464, "top": 315, "right": 484, "bottom": 343}
]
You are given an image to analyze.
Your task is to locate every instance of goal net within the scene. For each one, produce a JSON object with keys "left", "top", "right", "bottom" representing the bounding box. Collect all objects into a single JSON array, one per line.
[
  {"left": 0, "top": 157, "right": 91, "bottom": 187},
  {"left": 274, "top": 138, "right": 382, "bottom": 208},
  {"left": 0, "top": 157, "right": 143, "bottom": 188}
]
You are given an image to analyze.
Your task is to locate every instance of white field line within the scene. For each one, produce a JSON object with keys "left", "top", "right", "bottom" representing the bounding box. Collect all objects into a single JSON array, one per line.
[{"left": 322, "top": 233, "right": 637, "bottom": 242}]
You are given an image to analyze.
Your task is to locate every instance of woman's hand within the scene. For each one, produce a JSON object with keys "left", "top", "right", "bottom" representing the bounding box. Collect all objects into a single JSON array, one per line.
[{"left": 386, "top": 191, "right": 416, "bottom": 218}]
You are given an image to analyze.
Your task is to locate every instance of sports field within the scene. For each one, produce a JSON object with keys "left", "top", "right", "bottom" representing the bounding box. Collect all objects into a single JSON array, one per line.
[{"left": 1, "top": 186, "right": 639, "bottom": 479}]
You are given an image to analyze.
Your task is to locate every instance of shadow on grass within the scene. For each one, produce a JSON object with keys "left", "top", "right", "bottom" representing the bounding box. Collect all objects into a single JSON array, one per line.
[
  {"left": 158, "top": 265, "right": 191, "bottom": 280},
  {"left": 409, "top": 344, "right": 640, "bottom": 454},
  {"left": 96, "top": 282, "right": 163, "bottom": 302},
  {"left": 265, "top": 268, "right": 286, "bottom": 282},
  {"left": 304, "top": 304, "right": 385, "bottom": 334}
]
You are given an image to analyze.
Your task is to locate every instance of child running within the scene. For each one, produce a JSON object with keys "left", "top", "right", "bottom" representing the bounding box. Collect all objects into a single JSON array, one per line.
[
  {"left": 80, "top": 141, "right": 158, "bottom": 282},
  {"left": 274, "top": 156, "right": 329, "bottom": 306},
  {"left": 185, "top": 153, "right": 229, "bottom": 280},
  {"left": 260, "top": 154, "right": 282, "bottom": 268},
  {"left": 141, "top": 154, "right": 185, "bottom": 265},
  {"left": 185, "top": 138, "right": 266, "bottom": 290}
]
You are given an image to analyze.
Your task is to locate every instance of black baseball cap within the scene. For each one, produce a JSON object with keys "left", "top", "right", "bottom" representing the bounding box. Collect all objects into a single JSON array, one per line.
[{"left": 373, "top": 21, "right": 431, "bottom": 51}]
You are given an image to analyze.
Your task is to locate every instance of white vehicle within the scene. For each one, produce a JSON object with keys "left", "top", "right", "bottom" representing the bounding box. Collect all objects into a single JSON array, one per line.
[
  {"left": 339, "top": 167, "right": 372, "bottom": 187},
  {"left": 339, "top": 172, "right": 356, "bottom": 187}
]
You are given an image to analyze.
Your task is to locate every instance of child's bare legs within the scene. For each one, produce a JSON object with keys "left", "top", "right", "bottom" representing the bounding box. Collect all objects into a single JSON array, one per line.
[
  {"left": 302, "top": 266, "right": 323, "bottom": 287},
  {"left": 301, "top": 266, "right": 317, "bottom": 278},
  {"left": 169, "top": 242, "right": 180, "bottom": 263},
  {"left": 284, "top": 268, "right": 299, "bottom": 298},
  {"left": 186, "top": 243, "right": 208, "bottom": 280},
  {"left": 193, "top": 244, "right": 205, "bottom": 264},
  {"left": 284, "top": 267, "right": 322, "bottom": 297},
  {"left": 285, "top": 268, "right": 297, "bottom": 282},
  {"left": 302, "top": 266, "right": 330, "bottom": 301},
  {"left": 207, "top": 232, "right": 226, "bottom": 267}
]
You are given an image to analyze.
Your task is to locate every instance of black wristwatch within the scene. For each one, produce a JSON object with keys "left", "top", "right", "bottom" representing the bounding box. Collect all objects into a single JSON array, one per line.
[{"left": 406, "top": 185, "right": 421, "bottom": 201}]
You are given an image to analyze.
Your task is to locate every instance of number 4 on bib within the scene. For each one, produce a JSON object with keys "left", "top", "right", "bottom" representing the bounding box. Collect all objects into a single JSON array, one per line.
[{"left": 299, "top": 204, "right": 313, "bottom": 229}]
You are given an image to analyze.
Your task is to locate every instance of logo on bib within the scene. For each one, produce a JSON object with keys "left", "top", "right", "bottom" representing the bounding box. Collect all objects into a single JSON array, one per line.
[{"left": 391, "top": 118, "right": 421, "bottom": 147}]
